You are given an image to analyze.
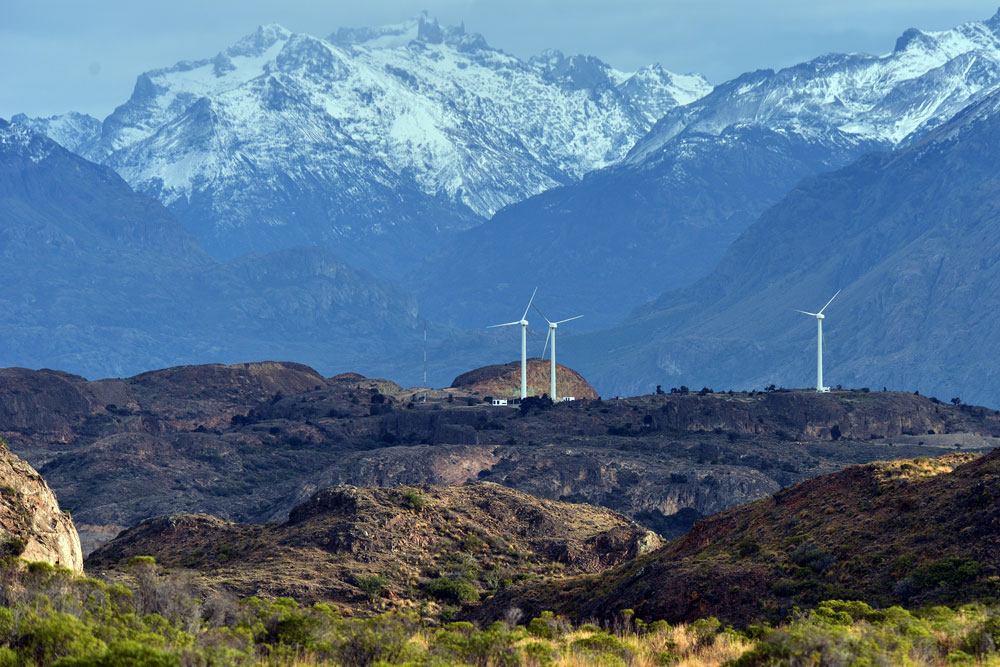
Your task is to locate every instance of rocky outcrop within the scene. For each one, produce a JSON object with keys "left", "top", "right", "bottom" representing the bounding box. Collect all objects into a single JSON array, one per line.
[
  {"left": 451, "top": 359, "right": 599, "bottom": 399},
  {"left": 0, "top": 442, "right": 83, "bottom": 573},
  {"left": 86, "top": 482, "right": 662, "bottom": 612}
]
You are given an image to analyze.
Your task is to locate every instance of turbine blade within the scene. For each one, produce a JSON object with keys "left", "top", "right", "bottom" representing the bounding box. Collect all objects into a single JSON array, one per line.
[
  {"left": 521, "top": 287, "right": 538, "bottom": 322},
  {"left": 794, "top": 310, "right": 819, "bottom": 317},
  {"left": 554, "top": 315, "right": 583, "bottom": 324},
  {"left": 488, "top": 321, "right": 521, "bottom": 328},
  {"left": 533, "top": 304, "right": 553, "bottom": 325},
  {"left": 527, "top": 326, "right": 541, "bottom": 348},
  {"left": 542, "top": 328, "right": 551, "bottom": 358},
  {"left": 818, "top": 289, "right": 841, "bottom": 315}
]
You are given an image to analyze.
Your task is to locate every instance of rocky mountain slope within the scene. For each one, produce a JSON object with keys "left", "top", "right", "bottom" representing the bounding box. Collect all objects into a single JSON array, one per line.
[
  {"left": 1, "top": 360, "right": 996, "bottom": 554},
  {"left": 0, "top": 119, "right": 421, "bottom": 379},
  {"left": 415, "top": 10, "right": 1000, "bottom": 329},
  {"left": 497, "top": 449, "right": 1000, "bottom": 626},
  {"left": 17, "top": 16, "right": 708, "bottom": 271},
  {"left": 0, "top": 440, "right": 82, "bottom": 573},
  {"left": 570, "top": 82, "right": 1000, "bottom": 407},
  {"left": 86, "top": 482, "right": 660, "bottom": 612}
]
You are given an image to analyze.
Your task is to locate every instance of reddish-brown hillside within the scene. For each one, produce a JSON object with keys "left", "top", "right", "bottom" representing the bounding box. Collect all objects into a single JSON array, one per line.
[
  {"left": 451, "top": 359, "right": 598, "bottom": 399},
  {"left": 486, "top": 449, "right": 1000, "bottom": 626}
]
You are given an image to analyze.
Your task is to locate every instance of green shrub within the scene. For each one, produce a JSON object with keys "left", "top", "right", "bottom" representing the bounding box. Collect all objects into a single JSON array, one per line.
[
  {"left": 523, "top": 641, "right": 555, "bottom": 665},
  {"left": 53, "top": 640, "right": 180, "bottom": 667},
  {"left": 422, "top": 577, "right": 479, "bottom": 604},
  {"left": 571, "top": 631, "right": 633, "bottom": 664},
  {"left": 355, "top": 574, "right": 389, "bottom": 601},
  {"left": 461, "top": 534, "right": 485, "bottom": 552},
  {"left": 911, "top": 557, "right": 981, "bottom": 590},
  {"left": 526, "top": 617, "right": 555, "bottom": 639},
  {"left": 266, "top": 612, "right": 320, "bottom": 649},
  {"left": 737, "top": 539, "right": 760, "bottom": 558},
  {"left": 0, "top": 538, "right": 25, "bottom": 558},
  {"left": 400, "top": 488, "right": 427, "bottom": 511}
]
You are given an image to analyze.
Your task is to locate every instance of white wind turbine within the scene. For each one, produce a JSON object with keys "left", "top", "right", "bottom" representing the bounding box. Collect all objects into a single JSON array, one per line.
[
  {"left": 534, "top": 306, "right": 583, "bottom": 401},
  {"left": 795, "top": 289, "right": 841, "bottom": 393},
  {"left": 488, "top": 287, "right": 537, "bottom": 399}
]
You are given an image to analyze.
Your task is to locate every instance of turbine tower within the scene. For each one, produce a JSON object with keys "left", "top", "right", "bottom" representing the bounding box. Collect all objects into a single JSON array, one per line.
[
  {"left": 535, "top": 306, "right": 582, "bottom": 401},
  {"left": 488, "top": 288, "right": 537, "bottom": 399},
  {"left": 795, "top": 290, "right": 841, "bottom": 393}
]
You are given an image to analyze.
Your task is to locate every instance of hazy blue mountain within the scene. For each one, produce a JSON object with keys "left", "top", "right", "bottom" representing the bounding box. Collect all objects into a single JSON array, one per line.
[
  {"left": 415, "top": 10, "right": 1000, "bottom": 329},
  {"left": 0, "top": 119, "right": 420, "bottom": 379},
  {"left": 19, "top": 17, "right": 708, "bottom": 274},
  {"left": 563, "top": 86, "right": 1000, "bottom": 406}
]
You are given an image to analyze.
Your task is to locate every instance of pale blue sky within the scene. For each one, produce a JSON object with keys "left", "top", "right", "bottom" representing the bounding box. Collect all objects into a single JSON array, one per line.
[{"left": 3, "top": 1, "right": 999, "bottom": 118}]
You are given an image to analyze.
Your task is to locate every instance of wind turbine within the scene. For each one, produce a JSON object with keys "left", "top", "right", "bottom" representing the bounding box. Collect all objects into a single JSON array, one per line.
[
  {"left": 535, "top": 306, "right": 582, "bottom": 401},
  {"left": 488, "top": 288, "right": 537, "bottom": 399},
  {"left": 795, "top": 289, "right": 840, "bottom": 393}
]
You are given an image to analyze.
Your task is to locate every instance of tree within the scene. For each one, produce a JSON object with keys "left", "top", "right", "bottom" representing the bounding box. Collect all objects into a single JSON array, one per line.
[
  {"left": 951, "top": 397, "right": 963, "bottom": 406},
  {"left": 519, "top": 395, "right": 553, "bottom": 416}
]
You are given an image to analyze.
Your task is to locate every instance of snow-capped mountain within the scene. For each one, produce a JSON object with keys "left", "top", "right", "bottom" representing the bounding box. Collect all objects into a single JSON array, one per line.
[
  {"left": 19, "top": 16, "right": 709, "bottom": 267},
  {"left": 413, "top": 9, "right": 1000, "bottom": 331},
  {"left": 629, "top": 11, "right": 1000, "bottom": 164},
  {"left": 565, "top": 83, "right": 1000, "bottom": 405}
]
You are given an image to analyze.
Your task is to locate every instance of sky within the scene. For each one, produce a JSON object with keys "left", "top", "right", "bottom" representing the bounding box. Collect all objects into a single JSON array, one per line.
[{"left": 3, "top": 0, "right": 1000, "bottom": 119}]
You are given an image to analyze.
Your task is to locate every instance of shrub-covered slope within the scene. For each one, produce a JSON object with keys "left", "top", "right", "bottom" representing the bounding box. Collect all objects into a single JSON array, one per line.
[
  {"left": 86, "top": 482, "right": 661, "bottom": 613},
  {"left": 509, "top": 449, "right": 1000, "bottom": 626}
]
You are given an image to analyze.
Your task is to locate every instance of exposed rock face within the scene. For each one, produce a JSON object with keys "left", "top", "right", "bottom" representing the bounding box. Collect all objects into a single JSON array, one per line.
[
  {"left": 86, "top": 482, "right": 662, "bottom": 611},
  {"left": 0, "top": 443, "right": 82, "bottom": 573},
  {"left": 451, "top": 359, "right": 599, "bottom": 399}
]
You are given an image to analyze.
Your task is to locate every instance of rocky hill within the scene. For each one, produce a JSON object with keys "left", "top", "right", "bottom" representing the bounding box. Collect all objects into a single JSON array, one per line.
[
  {"left": 2, "top": 361, "right": 998, "bottom": 555},
  {"left": 0, "top": 440, "right": 82, "bottom": 573},
  {"left": 86, "top": 482, "right": 661, "bottom": 613},
  {"left": 450, "top": 359, "right": 598, "bottom": 400},
  {"left": 489, "top": 448, "right": 1000, "bottom": 626}
]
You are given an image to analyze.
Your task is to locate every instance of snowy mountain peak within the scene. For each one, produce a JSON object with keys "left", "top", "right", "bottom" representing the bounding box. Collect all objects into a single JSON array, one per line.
[
  {"left": 227, "top": 24, "right": 293, "bottom": 58},
  {"left": 9, "top": 111, "right": 100, "bottom": 155},
  {"left": 626, "top": 9, "right": 1000, "bottom": 165},
  {"left": 21, "top": 19, "right": 710, "bottom": 264},
  {"left": 328, "top": 14, "right": 487, "bottom": 52},
  {"left": 1, "top": 118, "right": 57, "bottom": 163}
]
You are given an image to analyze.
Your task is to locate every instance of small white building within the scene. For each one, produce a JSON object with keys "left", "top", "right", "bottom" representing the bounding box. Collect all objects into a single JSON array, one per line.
[
  {"left": 492, "top": 398, "right": 508, "bottom": 406},
  {"left": 561, "top": 396, "right": 576, "bottom": 402}
]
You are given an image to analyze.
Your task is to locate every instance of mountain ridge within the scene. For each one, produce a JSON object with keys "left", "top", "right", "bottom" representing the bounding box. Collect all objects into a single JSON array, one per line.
[
  {"left": 17, "top": 18, "right": 709, "bottom": 270},
  {"left": 411, "top": 9, "right": 1000, "bottom": 335},
  {"left": 567, "top": 82, "right": 1000, "bottom": 406}
]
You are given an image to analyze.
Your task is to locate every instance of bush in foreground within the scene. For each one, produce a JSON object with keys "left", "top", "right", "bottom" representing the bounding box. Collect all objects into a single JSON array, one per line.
[{"left": 3, "top": 557, "right": 1000, "bottom": 665}]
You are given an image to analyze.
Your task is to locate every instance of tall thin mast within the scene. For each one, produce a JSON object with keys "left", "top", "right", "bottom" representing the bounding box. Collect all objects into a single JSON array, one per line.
[
  {"left": 817, "top": 317, "right": 823, "bottom": 392},
  {"left": 550, "top": 326, "right": 557, "bottom": 400}
]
